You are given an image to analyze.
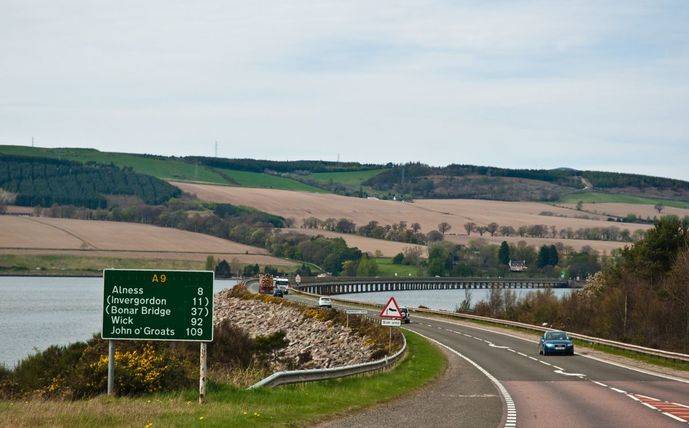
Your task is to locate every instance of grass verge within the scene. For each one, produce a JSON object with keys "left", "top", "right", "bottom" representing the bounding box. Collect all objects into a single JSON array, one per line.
[
  {"left": 374, "top": 258, "right": 422, "bottom": 277},
  {"left": 0, "top": 330, "right": 446, "bottom": 427}
]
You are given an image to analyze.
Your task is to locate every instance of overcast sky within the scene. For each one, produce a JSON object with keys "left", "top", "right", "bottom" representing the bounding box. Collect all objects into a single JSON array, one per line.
[{"left": 1, "top": 1, "right": 688, "bottom": 179}]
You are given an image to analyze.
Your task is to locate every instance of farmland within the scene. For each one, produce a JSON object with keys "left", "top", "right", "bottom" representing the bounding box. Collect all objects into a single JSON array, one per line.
[
  {"left": 173, "top": 182, "right": 651, "bottom": 253},
  {"left": 559, "top": 191, "right": 689, "bottom": 209},
  {"left": 309, "top": 168, "right": 387, "bottom": 187},
  {"left": 561, "top": 202, "right": 689, "bottom": 220},
  {"left": 0, "top": 216, "right": 296, "bottom": 272},
  {"left": 284, "top": 228, "right": 426, "bottom": 257}
]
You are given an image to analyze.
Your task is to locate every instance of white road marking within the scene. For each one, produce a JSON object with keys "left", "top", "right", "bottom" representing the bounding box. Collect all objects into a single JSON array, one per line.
[
  {"left": 552, "top": 365, "right": 564, "bottom": 371},
  {"left": 592, "top": 381, "right": 608, "bottom": 387},
  {"left": 627, "top": 394, "right": 640, "bottom": 402},
  {"left": 610, "top": 387, "right": 627, "bottom": 394},
  {"left": 637, "top": 394, "right": 659, "bottom": 401},
  {"left": 642, "top": 402, "right": 658, "bottom": 410},
  {"left": 673, "top": 402, "right": 689, "bottom": 409},
  {"left": 408, "top": 330, "right": 517, "bottom": 428},
  {"left": 539, "top": 361, "right": 552, "bottom": 366},
  {"left": 553, "top": 369, "right": 586, "bottom": 378},
  {"left": 407, "top": 313, "right": 689, "bottom": 384},
  {"left": 663, "top": 412, "right": 687, "bottom": 423}
]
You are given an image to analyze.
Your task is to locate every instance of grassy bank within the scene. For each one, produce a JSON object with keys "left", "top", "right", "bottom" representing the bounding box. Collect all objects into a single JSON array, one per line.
[
  {"left": 560, "top": 191, "right": 689, "bottom": 209},
  {"left": 310, "top": 169, "right": 386, "bottom": 187},
  {"left": 0, "top": 254, "right": 203, "bottom": 276},
  {"left": 374, "top": 258, "right": 422, "bottom": 277},
  {"left": 0, "top": 331, "right": 445, "bottom": 427}
]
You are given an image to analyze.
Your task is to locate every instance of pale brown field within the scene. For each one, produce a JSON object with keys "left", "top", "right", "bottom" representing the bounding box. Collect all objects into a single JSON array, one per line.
[
  {"left": 561, "top": 203, "right": 689, "bottom": 220},
  {"left": 175, "top": 182, "right": 651, "bottom": 234},
  {"left": 284, "top": 228, "right": 427, "bottom": 257},
  {"left": 0, "top": 216, "right": 295, "bottom": 266}
]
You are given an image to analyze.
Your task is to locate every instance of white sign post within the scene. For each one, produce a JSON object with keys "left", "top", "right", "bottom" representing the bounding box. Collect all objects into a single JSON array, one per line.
[{"left": 380, "top": 297, "right": 403, "bottom": 352}]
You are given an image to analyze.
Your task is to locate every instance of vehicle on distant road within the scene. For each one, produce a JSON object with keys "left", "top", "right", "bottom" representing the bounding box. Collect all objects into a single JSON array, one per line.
[
  {"left": 259, "top": 274, "right": 275, "bottom": 294},
  {"left": 400, "top": 307, "right": 411, "bottom": 324},
  {"left": 275, "top": 277, "right": 290, "bottom": 294},
  {"left": 318, "top": 296, "right": 332, "bottom": 308},
  {"left": 273, "top": 288, "right": 284, "bottom": 298},
  {"left": 538, "top": 330, "right": 574, "bottom": 355}
]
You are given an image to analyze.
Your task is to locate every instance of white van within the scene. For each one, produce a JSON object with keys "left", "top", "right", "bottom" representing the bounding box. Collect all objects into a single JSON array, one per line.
[{"left": 274, "top": 277, "right": 290, "bottom": 294}]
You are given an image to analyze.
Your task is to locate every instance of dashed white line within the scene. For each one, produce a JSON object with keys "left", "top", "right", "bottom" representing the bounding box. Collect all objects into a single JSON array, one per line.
[
  {"left": 409, "top": 330, "right": 517, "bottom": 428},
  {"left": 592, "top": 381, "right": 608, "bottom": 387},
  {"left": 610, "top": 387, "right": 627, "bottom": 394}
]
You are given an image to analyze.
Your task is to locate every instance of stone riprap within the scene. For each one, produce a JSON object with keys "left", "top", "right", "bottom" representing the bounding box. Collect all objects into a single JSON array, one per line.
[{"left": 214, "top": 290, "right": 373, "bottom": 370}]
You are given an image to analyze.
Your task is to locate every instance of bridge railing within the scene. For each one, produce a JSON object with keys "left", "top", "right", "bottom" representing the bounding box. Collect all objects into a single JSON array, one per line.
[
  {"left": 292, "top": 289, "right": 689, "bottom": 364},
  {"left": 249, "top": 333, "right": 407, "bottom": 388}
]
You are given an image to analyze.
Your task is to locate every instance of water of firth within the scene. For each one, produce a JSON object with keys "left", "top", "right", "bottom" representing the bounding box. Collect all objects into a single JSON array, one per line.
[
  {"left": 334, "top": 287, "right": 574, "bottom": 313},
  {"left": 0, "top": 276, "right": 238, "bottom": 368}
]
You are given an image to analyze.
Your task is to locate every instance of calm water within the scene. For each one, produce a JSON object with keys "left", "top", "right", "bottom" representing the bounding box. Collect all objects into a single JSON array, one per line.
[
  {"left": 333, "top": 288, "right": 575, "bottom": 312},
  {"left": 0, "top": 276, "right": 237, "bottom": 368}
]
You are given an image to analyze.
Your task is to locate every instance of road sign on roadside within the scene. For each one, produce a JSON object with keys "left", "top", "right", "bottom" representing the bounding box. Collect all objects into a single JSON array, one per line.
[
  {"left": 102, "top": 269, "right": 214, "bottom": 342},
  {"left": 381, "top": 319, "right": 401, "bottom": 327},
  {"left": 346, "top": 309, "right": 368, "bottom": 315},
  {"left": 380, "top": 296, "right": 403, "bottom": 319}
]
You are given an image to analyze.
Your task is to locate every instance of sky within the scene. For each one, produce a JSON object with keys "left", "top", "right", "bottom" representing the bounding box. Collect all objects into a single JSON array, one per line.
[{"left": 1, "top": 1, "right": 688, "bottom": 180}]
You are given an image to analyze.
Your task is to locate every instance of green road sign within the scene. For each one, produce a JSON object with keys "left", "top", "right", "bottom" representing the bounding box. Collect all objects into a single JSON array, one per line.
[{"left": 102, "top": 269, "right": 214, "bottom": 342}]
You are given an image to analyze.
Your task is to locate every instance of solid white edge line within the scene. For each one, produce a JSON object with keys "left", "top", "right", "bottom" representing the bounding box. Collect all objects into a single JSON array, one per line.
[
  {"left": 642, "top": 402, "right": 658, "bottom": 410},
  {"left": 672, "top": 402, "right": 689, "bottom": 409},
  {"left": 610, "top": 387, "right": 627, "bottom": 394},
  {"left": 407, "top": 329, "right": 516, "bottom": 428},
  {"left": 409, "top": 313, "right": 689, "bottom": 384},
  {"left": 663, "top": 412, "right": 687, "bottom": 423}
]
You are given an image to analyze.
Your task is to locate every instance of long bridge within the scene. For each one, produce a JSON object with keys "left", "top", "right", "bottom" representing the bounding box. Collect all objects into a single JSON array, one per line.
[{"left": 296, "top": 277, "right": 576, "bottom": 295}]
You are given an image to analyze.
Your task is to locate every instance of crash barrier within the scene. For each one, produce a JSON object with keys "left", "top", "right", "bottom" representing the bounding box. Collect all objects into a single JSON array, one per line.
[
  {"left": 249, "top": 333, "right": 407, "bottom": 388},
  {"left": 292, "top": 289, "right": 689, "bottom": 364}
]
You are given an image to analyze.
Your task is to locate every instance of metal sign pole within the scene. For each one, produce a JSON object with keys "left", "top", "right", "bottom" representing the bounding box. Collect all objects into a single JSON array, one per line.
[
  {"left": 388, "top": 327, "right": 392, "bottom": 352},
  {"left": 199, "top": 342, "right": 207, "bottom": 404},
  {"left": 107, "top": 340, "right": 115, "bottom": 396}
]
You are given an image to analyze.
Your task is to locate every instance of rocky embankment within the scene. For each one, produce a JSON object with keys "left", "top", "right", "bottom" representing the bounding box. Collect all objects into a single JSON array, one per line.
[{"left": 214, "top": 289, "right": 373, "bottom": 370}]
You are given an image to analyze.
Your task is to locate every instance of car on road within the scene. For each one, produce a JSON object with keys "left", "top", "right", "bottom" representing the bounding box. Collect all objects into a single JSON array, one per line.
[
  {"left": 318, "top": 296, "right": 332, "bottom": 308},
  {"left": 275, "top": 277, "right": 290, "bottom": 294},
  {"left": 400, "top": 307, "right": 411, "bottom": 324},
  {"left": 538, "top": 330, "right": 574, "bottom": 355},
  {"left": 272, "top": 288, "right": 284, "bottom": 298}
]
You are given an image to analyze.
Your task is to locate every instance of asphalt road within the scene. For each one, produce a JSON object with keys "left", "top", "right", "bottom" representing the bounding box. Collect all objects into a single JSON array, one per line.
[{"left": 285, "top": 292, "right": 689, "bottom": 427}]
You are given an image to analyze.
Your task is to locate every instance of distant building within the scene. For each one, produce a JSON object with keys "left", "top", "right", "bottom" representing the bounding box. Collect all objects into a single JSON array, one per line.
[{"left": 509, "top": 260, "right": 527, "bottom": 272}]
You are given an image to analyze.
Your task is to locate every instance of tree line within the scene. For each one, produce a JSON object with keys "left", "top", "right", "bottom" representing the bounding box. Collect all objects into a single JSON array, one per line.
[
  {"left": 0, "top": 155, "right": 180, "bottom": 208},
  {"left": 464, "top": 216, "right": 689, "bottom": 353}
]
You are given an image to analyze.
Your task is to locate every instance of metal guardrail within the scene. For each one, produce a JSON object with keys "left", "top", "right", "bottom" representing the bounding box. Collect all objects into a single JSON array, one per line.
[
  {"left": 292, "top": 289, "right": 689, "bottom": 364},
  {"left": 249, "top": 333, "right": 407, "bottom": 388}
]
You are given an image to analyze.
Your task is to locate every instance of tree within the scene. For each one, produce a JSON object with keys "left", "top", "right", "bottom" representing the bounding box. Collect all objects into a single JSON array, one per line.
[
  {"left": 464, "top": 222, "right": 476, "bottom": 236},
  {"left": 486, "top": 222, "right": 499, "bottom": 237},
  {"left": 204, "top": 255, "right": 215, "bottom": 271},
  {"left": 296, "top": 263, "right": 312, "bottom": 277},
  {"left": 215, "top": 259, "right": 231, "bottom": 278},
  {"left": 654, "top": 204, "right": 665, "bottom": 215},
  {"left": 392, "top": 252, "right": 404, "bottom": 264},
  {"left": 537, "top": 245, "right": 551, "bottom": 268},
  {"left": 403, "top": 246, "right": 424, "bottom": 265},
  {"left": 426, "top": 230, "right": 444, "bottom": 242},
  {"left": 477, "top": 226, "right": 487, "bottom": 236},
  {"left": 498, "top": 241, "right": 510, "bottom": 265},
  {"left": 356, "top": 256, "right": 379, "bottom": 276},
  {"left": 335, "top": 218, "right": 356, "bottom": 234},
  {"left": 548, "top": 245, "right": 559, "bottom": 266},
  {"left": 411, "top": 222, "right": 422, "bottom": 233},
  {"left": 438, "top": 222, "right": 452, "bottom": 235}
]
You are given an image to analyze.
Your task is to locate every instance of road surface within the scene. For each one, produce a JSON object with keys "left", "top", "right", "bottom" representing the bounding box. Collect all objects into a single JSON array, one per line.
[{"left": 286, "top": 291, "right": 689, "bottom": 427}]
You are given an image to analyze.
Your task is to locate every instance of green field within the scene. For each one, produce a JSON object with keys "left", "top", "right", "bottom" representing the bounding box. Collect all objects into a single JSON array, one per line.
[
  {"left": 0, "top": 145, "right": 229, "bottom": 184},
  {"left": 560, "top": 191, "right": 689, "bottom": 209},
  {"left": 218, "top": 169, "right": 327, "bottom": 192},
  {"left": 310, "top": 168, "right": 387, "bottom": 187},
  {"left": 0, "top": 331, "right": 445, "bottom": 427},
  {"left": 0, "top": 145, "right": 329, "bottom": 192},
  {"left": 374, "top": 258, "right": 422, "bottom": 277}
]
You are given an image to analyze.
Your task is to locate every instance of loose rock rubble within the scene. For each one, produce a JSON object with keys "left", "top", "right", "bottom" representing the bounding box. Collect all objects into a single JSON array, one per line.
[{"left": 214, "top": 290, "right": 373, "bottom": 370}]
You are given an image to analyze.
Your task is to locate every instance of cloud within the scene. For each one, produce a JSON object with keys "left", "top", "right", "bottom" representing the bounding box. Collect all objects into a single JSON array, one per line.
[{"left": 1, "top": 1, "right": 688, "bottom": 179}]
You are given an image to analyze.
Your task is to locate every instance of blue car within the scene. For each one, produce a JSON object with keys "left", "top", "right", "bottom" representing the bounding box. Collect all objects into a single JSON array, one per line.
[{"left": 538, "top": 330, "right": 574, "bottom": 356}]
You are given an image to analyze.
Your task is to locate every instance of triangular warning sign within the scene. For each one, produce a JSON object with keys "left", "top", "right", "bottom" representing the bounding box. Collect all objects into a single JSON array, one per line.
[{"left": 380, "top": 297, "right": 402, "bottom": 319}]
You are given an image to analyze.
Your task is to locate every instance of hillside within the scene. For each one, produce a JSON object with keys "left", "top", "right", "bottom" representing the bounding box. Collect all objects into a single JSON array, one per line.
[
  {"left": 173, "top": 181, "right": 651, "bottom": 253},
  {"left": 364, "top": 163, "right": 689, "bottom": 204}
]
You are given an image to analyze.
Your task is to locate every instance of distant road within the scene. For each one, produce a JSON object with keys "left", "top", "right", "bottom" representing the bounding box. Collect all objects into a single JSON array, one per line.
[{"left": 286, "top": 292, "right": 689, "bottom": 427}]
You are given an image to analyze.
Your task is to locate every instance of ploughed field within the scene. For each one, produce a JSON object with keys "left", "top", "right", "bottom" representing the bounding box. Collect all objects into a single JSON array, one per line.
[
  {"left": 562, "top": 202, "right": 689, "bottom": 220},
  {"left": 0, "top": 216, "right": 295, "bottom": 266},
  {"left": 174, "top": 182, "right": 651, "bottom": 252}
]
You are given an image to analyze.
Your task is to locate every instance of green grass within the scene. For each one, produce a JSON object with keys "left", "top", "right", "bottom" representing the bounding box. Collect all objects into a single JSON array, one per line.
[
  {"left": 0, "top": 254, "right": 204, "bottom": 276},
  {"left": 374, "top": 258, "right": 422, "bottom": 278},
  {"left": 310, "top": 169, "right": 387, "bottom": 187},
  {"left": 215, "top": 169, "right": 327, "bottom": 193},
  {"left": 0, "top": 145, "right": 229, "bottom": 184},
  {"left": 0, "top": 331, "right": 445, "bottom": 427},
  {"left": 560, "top": 191, "right": 689, "bottom": 209}
]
